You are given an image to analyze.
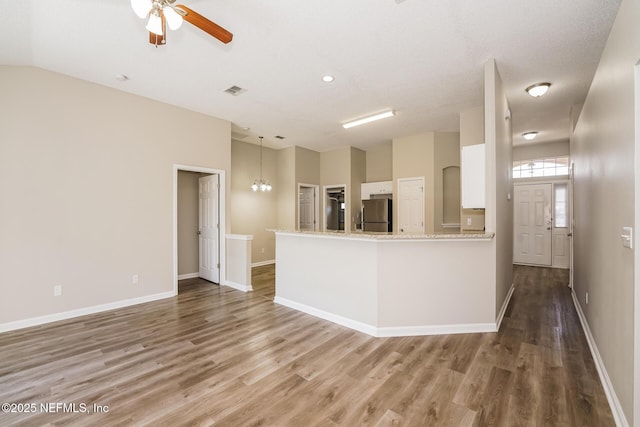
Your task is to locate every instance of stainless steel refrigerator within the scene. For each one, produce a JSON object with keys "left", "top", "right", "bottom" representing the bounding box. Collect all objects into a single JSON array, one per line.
[{"left": 362, "top": 199, "right": 392, "bottom": 232}]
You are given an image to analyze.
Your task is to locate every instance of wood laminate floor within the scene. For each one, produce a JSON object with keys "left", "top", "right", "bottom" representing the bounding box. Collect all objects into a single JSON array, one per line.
[{"left": 0, "top": 265, "right": 614, "bottom": 426}]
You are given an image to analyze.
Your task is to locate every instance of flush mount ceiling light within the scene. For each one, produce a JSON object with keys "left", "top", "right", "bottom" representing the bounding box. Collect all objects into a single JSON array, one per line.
[
  {"left": 322, "top": 75, "right": 335, "bottom": 83},
  {"left": 522, "top": 131, "right": 539, "bottom": 140},
  {"left": 525, "top": 82, "right": 551, "bottom": 98},
  {"left": 342, "top": 110, "right": 395, "bottom": 129},
  {"left": 251, "top": 136, "right": 272, "bottom": 192}
]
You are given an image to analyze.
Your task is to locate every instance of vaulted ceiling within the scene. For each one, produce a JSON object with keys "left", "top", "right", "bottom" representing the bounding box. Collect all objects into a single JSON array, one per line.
[{"left": 0, "top": 0, "right": 621, "bottom": 151}]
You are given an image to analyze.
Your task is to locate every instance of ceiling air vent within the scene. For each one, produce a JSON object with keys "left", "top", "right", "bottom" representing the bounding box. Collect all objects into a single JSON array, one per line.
[
  {"left": 224, "top": 85, "right": 246, "bottom": 96},
  {"left": 275, "top": 135, "right": 285, "bottom": 140}
]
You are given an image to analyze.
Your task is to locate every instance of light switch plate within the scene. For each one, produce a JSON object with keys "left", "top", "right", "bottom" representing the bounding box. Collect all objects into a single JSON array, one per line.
[{"left": 622, "top": 227, "right": 633, "bottom": 249}]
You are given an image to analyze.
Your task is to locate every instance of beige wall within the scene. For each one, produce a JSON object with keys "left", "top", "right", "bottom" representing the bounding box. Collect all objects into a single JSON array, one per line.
[
  {"left": 366, "top": 143, "right": 393, "bottom": 182},
  {"left": 320, "top": 147, "right": 351, "bottom": 231},
  {"left": 231, "top": 140, "right": 278, "bottom": 264},
  {"left": 177, "top": 171, "right": 201, "bottom": 275},
  {"left": 571, "top": 0, "right": 638, "bottom": 422},
  {"left": 0, "top": 66, "right": 231, "bottom": 325},
  {"left": 512, "top": 140, "right": 569, "bottom": 161},
  {"left": 350, "top": 147, "right": 367, "bottom": 230},
  {"left": 294, "top": 146, "right": 321, "bottom": 229},
  {"left": 484, "top": 59, "right": 513, "bottom": 322},
  {"left": 434, "top": 132, "right": 461, "bottom": 233},
  {"left": 276, "top": 146, "right": 296, "bottom": 232},
  {"left": 392, "top": 132, "right": 436, "bottom": 233}
]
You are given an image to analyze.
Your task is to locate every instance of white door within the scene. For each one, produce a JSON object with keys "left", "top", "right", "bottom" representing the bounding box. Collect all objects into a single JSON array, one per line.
[
  {"left": 398, "top": 177, "right": 424, "bottom": 234},
  {"left": 299, "top": 186, "right": 316, "bottom": 231},
  {"left": 199, "top": 175, "right": 219, "bottom": 283},
  {"left": 514, "top": 183, "right": 552, "bottom": 266}
]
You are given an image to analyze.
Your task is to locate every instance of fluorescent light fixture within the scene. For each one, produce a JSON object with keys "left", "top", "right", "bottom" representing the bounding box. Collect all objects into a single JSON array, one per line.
[
  {"left": 522, "top": 131, "right": 538, "bottom": 140},
  {"left": 525, "top": 83, "right": 551, "bottom": 98},
  {"left": 342, "top": 110, "right": 395, "bottom": 129}
]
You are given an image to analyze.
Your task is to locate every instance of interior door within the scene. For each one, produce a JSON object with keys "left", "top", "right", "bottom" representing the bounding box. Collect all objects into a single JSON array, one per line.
[
  {"left": 199, "top": 174, "right": 219, "bottom": 283},
  {"left": 299, "top": 186, "right": 316, "bottom": 231},
  {"left": 398, "top": 177, "right": 424, "bottom": 234},
  {"left": 514, "top": 183, "right": 552, "bottom": 266}
]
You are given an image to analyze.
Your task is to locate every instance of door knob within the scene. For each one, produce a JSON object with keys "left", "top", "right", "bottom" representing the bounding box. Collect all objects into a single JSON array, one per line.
[{"left": 197, "top": 230, "right": 201, "bottom": 235}]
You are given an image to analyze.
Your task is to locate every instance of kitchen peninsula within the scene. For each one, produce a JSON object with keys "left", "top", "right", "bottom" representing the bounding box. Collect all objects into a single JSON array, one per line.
[{"left": 273, "top": 230, "right": 511, "bottom": 337}]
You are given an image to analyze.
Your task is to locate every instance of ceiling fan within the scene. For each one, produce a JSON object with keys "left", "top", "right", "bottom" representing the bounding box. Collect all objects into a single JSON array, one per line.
[{"left": 130, "top": 0, "right": 233, "bottom": 47}]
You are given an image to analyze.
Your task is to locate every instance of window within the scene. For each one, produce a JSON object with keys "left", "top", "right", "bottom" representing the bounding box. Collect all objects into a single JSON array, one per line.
[
  {"left": 513, "top": 156, "right": 569, "bottom": 179},
  {"left": 554, "top": 183, "right": 568, "bottom": 228}
]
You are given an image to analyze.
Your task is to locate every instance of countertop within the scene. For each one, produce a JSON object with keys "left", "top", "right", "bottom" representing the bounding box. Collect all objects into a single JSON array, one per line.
[{"left": 270, "top": 229, "right": 494, "bottom": 241}]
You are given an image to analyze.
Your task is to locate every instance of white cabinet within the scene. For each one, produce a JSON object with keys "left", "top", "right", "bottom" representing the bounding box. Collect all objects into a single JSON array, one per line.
[
  {"left": 461, "top": 144, "right": 485, "bottom": 208},
  {"left": 361, "top": 181, "right": 393, "bottom": 200}
]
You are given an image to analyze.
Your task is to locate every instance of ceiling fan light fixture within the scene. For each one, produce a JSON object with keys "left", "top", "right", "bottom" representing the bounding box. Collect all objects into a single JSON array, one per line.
[
  {"left": 146, "top": 11, "right": 164, "bottom": 36},
  {"left": 131, "top": 0, "right": 152, "bottom": 19},
  {"left": 525, "top": 82, "right": 551, "bottom": 98},
  {"left": 164, "top": 7, "right": 183, "bottom": 30}
]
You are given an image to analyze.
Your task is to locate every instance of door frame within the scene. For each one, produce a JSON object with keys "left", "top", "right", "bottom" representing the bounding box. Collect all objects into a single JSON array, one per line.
[
  {"left": 297, "top": 183, "right": 319, "bottom": 231},
  {"left": 173, "top": 164, "right": 226, "bottom": 295}
]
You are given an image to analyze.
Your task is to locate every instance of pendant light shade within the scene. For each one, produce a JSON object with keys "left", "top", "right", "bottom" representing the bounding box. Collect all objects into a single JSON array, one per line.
[
  {"left": 146, "top": 11, "right": 164, "bottom": 36},
  {"left": 131, "top": 0, "right": 152, "bottom": 18},
  {"left": 163, "top": 7, "right": 183, "bottom": 30}
]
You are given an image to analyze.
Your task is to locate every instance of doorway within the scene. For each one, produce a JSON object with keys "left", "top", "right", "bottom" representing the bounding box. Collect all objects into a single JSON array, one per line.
[
  {"left": 173, "top": 164, "right": 226, "bottom": 295},
  {"left": 298, "top": 183, "right": 319, "bottom": 231},
  {"left": 324, "top": 185, "right": 346, "bottom": 232}
]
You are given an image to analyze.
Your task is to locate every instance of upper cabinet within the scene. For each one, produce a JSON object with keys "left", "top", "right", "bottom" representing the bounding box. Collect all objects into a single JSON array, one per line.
[
  {"left": 461, "top": 144, "right": 485, "bottom": 208},
  {"left": 361, "top": 181, "right": 393, "bottom": 200}
]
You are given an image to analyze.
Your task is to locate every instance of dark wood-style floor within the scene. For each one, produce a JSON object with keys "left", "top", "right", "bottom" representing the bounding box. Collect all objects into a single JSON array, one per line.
[{"left": 0, "top": 265, "right": 614, "bottom": 426}]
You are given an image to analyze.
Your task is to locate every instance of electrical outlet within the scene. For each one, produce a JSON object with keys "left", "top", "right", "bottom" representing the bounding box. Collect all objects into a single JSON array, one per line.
[
  {"left": 467, "top": 217, "right": 472, "bottom": 226},
  {"left": 53, "top": 285, "right": 62, "bottom": 297},
  {"left": 586, "top": 292, "right": 589, "bottom": 305},
  {"left": 261, "top": 248, "right": 265, "bottom": 254},
  {"left": 133, "top": 274, "right": 139, "bottom": 284}
]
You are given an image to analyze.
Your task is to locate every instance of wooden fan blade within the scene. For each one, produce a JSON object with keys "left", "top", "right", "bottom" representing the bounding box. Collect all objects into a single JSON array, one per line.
[
  {"left": 149, "top": 31, "right": 166, "bottom": 46},
  {"left": 176, "top": 5, "right": 233, "bottom": 44}
]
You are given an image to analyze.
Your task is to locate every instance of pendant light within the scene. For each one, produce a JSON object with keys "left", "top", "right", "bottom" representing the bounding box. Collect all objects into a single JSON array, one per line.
[{"left": 251, "top": 136, "right": 272, "bottom": 192}]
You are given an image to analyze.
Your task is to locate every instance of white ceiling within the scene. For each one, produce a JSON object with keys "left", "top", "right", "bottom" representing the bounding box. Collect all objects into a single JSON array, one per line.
[{"left": 0, "top": 0, "right": 621, "bottom": 151}]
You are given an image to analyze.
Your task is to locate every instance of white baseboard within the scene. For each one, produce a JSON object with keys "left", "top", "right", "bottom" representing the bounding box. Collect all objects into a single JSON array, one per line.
[
  {"left": 0, "top": 291, "right": 176, "bottom": 334},
  {"left": 178, "top": 272, "right": 199, "bottom": 280},
  {"left": 222, "top": 280, "right": 253, "bottom": 292},
  {"left": 495, "top": 283, "right": 515, "bottom": 331},
  {"left": 571, "top": 290, "right": 629, "bottom": 427},
  {"left": 274, "top": 296, "right": 497, "bottom": 338},
  {"left": 252, "top": 259, "right": 275, "bottom": 268},
  {"left": 274, "top": 297, "right": 378, "bottom": 336},
  {"left": 376, "top": 322, "right": 496, "bottom": 337}
]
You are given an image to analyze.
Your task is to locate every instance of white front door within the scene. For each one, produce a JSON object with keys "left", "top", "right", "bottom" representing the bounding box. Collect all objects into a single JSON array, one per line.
[
  {"left": 199, "top": 175, "right": 219, "bottom": 283},
  {"left": 299, "top": 186, "right": 316, "bottom": 231},
  {"left": 514, "top": 183, "right": 552, "bottom": 266},
  {"left": 398, "top": 177, "right": 424, "bottom": 234}
]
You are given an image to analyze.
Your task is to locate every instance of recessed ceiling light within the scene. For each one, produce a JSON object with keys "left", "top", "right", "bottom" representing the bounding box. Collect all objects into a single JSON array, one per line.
[
  {"left": 322, "top": 75, "right": 335, "bottom": 83},
  {"left": 522, "top": 131, "right": 538, "bottom": 140},
  {"left": 525, "top": 83, "right": 551, "bottom": 98},
  {"left": 342, "top": 110, "right": 395, "bottom": 129}
]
